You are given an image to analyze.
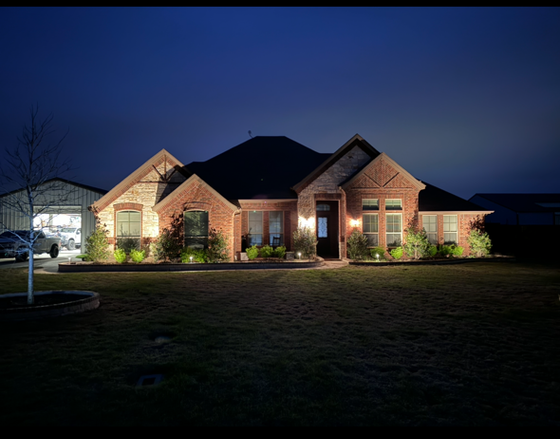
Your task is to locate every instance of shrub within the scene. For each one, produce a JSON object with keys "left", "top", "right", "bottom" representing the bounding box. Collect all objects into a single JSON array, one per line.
[
  {"left": 116, "top": 236, "right": 140, "bottom": 253},
  {"left": 347, "top": 229, "right": 369, "bottom": 260},
  {"left": 403, "top": 227, "right": 430, "bottom": 260},
  {"left": 130, "top": 248, "right": 145, "bottom": 263},
  {"left": 370, "top": 247, "right": 387, "bottom": 261},
  {"left": 427, "top": 244, "right": 438, "bottom": 258},
  {"left": 274, "top": 245, "right": 286, "bottom": 259},
  {"left": 467, "top": 229, "right": 492, "bottom": 258},
  {"left": 293, "top": 227, "right": 317, "bottom": 260},
  {"left": 439, "top": 245, "right": 453, "bottom": 257},
  {"left": 246, "top": 245, "right": 259, "bottom": 260},
  {"left": 151, "top": 229, "right": 182, "bottom": 262},
  {"left": 85, "top": 224, "right": 110, "bottom": 262},
  {"left": 390, "top": 246, "right": 404, "bottom": 260},
  {"left": 452, "top": 245, "right": 464, "bottom": 257},
  {"left": 206, "top": 228, "right": 229, "bottom": 262},
  {"left": 114, "top": 248, "right": 127, "bottom": 263},
  {"left": 260, "top": 245, "right": 275, "bottom": 258},
  {"left": 181, "top": 247, "right": 207, "bottom": 263},
  {"left": 439, "top": 244, "right": 463, "bottom": 257}
]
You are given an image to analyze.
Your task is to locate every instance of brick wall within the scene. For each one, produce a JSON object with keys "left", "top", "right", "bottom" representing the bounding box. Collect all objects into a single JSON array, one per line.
[
  {"left": 157, "top": 179, "right": 237, "bottom": 260},
  {"left": 344, "top": 155, "right": 421, "bottom": 255}
]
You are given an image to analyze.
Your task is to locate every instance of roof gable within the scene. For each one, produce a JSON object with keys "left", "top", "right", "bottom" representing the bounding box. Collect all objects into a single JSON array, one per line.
[
  {"left": 152, "top": 173, "right": 238, "bottom": 213},
  {"left": 341, "top": 152, "right": 426, "bottom": 191},
  {"left": 293, "top": 134, "right": 381, "bottom": 193},
  {"left": 91, "top": 149, "right": 189, "bottom": 212}
]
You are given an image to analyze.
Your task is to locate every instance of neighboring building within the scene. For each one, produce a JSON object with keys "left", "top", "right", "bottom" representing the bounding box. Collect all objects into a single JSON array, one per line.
[
  {"left": 0, "top": 178, "right": 107, "bottom": 249},
  {"left": 469, "top": 193, "right": 560, "bottom": 226},
  {"left": 90, "top": 134, "right": 492, "bottom": 259}
]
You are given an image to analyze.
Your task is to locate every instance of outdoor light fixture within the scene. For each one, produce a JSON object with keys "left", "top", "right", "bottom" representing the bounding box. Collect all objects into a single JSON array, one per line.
[
  {"left": 298, "top": 252, "right": 302, "bottom": 260},
  {"left": 376, "top": 253, "right": 380, "bottom": 261},
  {"left": 68, "top": 256, "right": 72, "bottom": 264},
  {"left": 350, "top": 219, "right": 359, "bottom": 227},
  {"left": 189, "top": 256, "right": 193, "bottom": 263}
]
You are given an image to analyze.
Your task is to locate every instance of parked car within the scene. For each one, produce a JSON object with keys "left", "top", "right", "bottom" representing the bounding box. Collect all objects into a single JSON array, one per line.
[
  {"left": 59, "top": 227, "right": 81, "bottom": 250},
  {"left": 0, "top": 230, "right": 61, "bottom": 262}
]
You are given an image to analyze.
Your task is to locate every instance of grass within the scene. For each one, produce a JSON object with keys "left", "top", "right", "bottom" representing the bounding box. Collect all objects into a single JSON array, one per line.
[{"left": 1, "top": 261, "right": 560, "bottom": 425}]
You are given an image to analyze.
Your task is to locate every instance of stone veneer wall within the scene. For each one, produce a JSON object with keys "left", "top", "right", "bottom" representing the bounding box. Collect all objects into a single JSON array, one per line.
[{"left": 96, "top": 161, "right": 186, "bottom": 247}]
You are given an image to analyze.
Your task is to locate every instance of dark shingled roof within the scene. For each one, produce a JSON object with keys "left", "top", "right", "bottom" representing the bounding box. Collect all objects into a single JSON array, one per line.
[
  {"left": 185, "top": 136, "right": 330, "bottom": 200},
  {"left": 419, "top": 181, "right": 491, "bottom": 212},
  {"left": 470, "top": 193, "right": 560, "bottom": 213}
]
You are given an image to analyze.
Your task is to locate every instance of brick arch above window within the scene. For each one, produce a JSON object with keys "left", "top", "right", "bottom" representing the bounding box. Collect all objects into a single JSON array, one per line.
[{"left": 114, "top": 202, "right": 143, "bottom": 212}]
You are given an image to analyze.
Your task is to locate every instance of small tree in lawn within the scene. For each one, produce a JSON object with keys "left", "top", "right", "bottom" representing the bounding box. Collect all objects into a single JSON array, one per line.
[{"left": 0, "top": 106, "right": 72, "bottom": 305}]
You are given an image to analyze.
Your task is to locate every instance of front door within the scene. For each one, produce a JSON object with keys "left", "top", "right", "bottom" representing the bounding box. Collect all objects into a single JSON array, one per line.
[{"left": 316, "top": 201, "right": 339, "bottom": 258}]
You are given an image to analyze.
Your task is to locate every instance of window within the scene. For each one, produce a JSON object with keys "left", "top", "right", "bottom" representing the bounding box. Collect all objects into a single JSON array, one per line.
[
  {"left": 386, "top": 213, "right": 402, "bottom": 246},
  {"left": 443, "top": 215, "right": 458, "bottom": 244},
  {"left": 184, "top": 210, "right": 209, "bottom": 249},
  {"left": 269, "top": 211, "right": 283, "bottom": 246},
  {"left": 248, "top": 211, "right": 263, "bottom": 246},
  {"left": 423, "top": 215, "right": 438, "bottom": 245},
  {"left": 116, "top": 210, "right": 141, "bottom": 250},
  {"left": 385, "top": 199, "right": 402, "bottom": 210},
  {"left": 316, "top": 204, "right": 331, "bottom": 211},
  {"left": 363, "top": 213, "right": 379, "bottom": 246},
  {"left": 362, "top": 199, "right": 379, "bottom": 211}
]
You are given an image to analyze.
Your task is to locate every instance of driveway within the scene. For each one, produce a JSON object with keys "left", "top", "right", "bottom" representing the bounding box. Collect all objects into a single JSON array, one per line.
[{"left": 0, "top": 249, "right": 81, "bottom": 273}]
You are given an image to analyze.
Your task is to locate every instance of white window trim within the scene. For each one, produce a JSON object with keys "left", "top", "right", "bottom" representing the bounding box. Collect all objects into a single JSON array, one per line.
[
  {"left": 386, "top": 213, "right": 402, "bottom": 247},
  {"left": 362, "top": 213, "right": 379, "bottom": 247},
  {"left": 443, "top": 215, "right": 458, "bottom": 245},
  {"left": 422, "top": 215, "right": 438, "bottom": 245}
]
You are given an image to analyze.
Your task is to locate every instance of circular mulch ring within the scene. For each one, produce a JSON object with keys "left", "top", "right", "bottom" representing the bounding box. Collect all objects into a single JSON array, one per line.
[{"left": 0, "top": 291, "right": 100, "bottom": 321}]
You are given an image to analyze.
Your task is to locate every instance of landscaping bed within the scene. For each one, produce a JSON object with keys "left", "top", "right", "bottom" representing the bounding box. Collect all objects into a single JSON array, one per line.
[{"left": 59, "top": 259, "right": 323, "bottom": 272}]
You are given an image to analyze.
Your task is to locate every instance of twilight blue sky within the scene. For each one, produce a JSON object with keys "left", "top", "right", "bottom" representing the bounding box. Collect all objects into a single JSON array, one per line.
[{"left": 1, "top": 7, "right": 559, "bottom": 199}]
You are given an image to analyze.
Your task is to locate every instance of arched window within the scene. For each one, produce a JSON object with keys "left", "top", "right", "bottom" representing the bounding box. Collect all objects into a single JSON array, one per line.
[
  {"left": 184, "top": 210, "right": 209, "bottom": 249},
  {"left": 116, "top": 210, "right": 141, "bottom": 250}
]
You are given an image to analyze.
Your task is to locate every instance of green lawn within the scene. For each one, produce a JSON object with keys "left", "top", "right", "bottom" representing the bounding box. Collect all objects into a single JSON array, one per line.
[{"left": 1, "top": 261, "right": 560, "bottom": 425}]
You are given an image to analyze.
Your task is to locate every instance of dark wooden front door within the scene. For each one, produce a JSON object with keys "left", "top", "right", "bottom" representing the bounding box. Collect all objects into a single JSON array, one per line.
[{"left": 316, "top": 201, "right": 339, "bottom": 258}]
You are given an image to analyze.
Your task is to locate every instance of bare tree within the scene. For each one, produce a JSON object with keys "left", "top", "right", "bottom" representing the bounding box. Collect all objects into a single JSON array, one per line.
[{"left": 0, "top": 105, "right": 73, "bottom": 304}]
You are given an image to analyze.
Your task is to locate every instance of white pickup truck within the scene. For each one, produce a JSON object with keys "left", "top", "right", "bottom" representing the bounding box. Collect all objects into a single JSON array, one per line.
[{"left": 0, "top": 230, "right": 61, "bottom": 262}]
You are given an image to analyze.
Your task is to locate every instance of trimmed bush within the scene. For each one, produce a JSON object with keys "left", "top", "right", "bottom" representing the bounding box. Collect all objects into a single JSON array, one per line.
[
  {"left": 246, "top": 245, "right": 259, "bottom": 260},
  {"left": 347, "top": 229, "right": 369, "bottom": 260},
  {"left": 370, "top": 247, "right": 387, "bottom": 261},
  {"left": 114, "top": 248, "right": 127, "bottom": 263},
  {"left": 130, "top": 248, "right": 145, "bottom": 263},
  {"left": 181, "top": 247, "right": 207, "bottom": 263},
  {"left": 390, "top": 247, "right": 404, "bottom": 260},
  {"left": 274, "top": 246, "right": 286, "bottom": 259},
  {"left": 260, "top": 245, "right": 275, "bottom": 258},
  {"left": 427, "top": 245, "right": 438, "bottom": 258},
  {"left": 151, "top": 229, "right": 182, "bottom": 262}
]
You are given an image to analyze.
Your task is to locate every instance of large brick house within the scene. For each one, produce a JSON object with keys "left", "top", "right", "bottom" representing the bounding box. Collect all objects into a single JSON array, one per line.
[{"left": 90, "top": 134, "right": 492, "bottom": 259}]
